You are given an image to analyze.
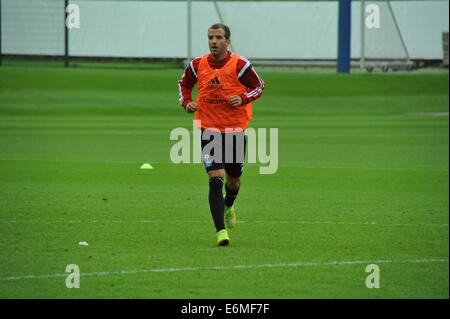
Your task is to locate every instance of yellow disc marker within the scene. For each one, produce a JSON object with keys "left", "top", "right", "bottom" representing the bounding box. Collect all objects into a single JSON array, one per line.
[{"left": 140, "top": 163, "right": 153, "bottom": 169}]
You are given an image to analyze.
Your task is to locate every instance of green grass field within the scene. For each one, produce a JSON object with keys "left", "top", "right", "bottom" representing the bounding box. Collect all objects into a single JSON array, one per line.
[{"left": 0, "top": 65, "right": 448, "bottom": 299}]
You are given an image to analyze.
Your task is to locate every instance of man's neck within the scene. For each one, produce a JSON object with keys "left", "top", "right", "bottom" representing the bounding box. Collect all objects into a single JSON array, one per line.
[{"left": 210, "top": 51, "right": 229, "bottom": 62}]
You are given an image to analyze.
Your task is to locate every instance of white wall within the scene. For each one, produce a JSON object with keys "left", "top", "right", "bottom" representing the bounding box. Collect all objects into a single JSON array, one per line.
[
  {"left": 2, "top": 0, "right": 449, "bottom": 60},
  {"left": 351, "top": 1, "right": 450, "bottom": 59},
  {"left": 2, "top": 0, "right": 64, "bottom": 55},
  {"left": 68, "top": 1, "right": 187, "bottom": 58}
]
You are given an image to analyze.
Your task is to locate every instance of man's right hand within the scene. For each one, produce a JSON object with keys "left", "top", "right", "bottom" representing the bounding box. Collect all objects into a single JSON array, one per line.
[{"left": 185, "top": 102, "right": 198, "bottom": 113}]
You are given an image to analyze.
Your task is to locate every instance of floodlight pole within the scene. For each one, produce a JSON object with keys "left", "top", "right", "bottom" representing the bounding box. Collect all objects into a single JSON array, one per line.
[
  {"left": 0, "top": 0, "right": 2, "bottom": 66},
  {"left": 187, "top": 0, "right": 192, "bottom": 64},
  {"left": 212, "top": 0, "right": 235, "bottom": 52},
  {"left": 64, "top": 0, "right": 69, "bottom": 67},
  {"left": 360, "top": 0, "right": 365, "bottom": 71}
]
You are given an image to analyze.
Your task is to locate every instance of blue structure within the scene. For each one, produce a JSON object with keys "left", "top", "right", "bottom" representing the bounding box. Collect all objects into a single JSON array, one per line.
[{"left": 337, "top": 0, "right": 351, "bottom": 73}]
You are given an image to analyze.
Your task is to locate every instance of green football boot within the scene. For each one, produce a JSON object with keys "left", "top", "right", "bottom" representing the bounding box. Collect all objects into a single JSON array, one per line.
[
  {"left": 224, "top": 204, "right": 236, "bottom": 229},
  {"left": 216, "top": 229, "right": 230, "bottom": 246}
]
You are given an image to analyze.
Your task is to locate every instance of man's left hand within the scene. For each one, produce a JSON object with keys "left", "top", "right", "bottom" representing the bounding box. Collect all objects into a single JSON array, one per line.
[{"left": 229, "top": 95, "right": 243, "bottom": 107}]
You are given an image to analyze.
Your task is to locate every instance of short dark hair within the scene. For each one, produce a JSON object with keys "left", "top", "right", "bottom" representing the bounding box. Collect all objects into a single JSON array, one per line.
[{"left": 208, "top": 23, "right": 231, "bottom": 40}]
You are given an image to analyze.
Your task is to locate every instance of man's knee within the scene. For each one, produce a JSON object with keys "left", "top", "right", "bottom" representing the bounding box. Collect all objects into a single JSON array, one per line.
[
  {"left": 227, "top": 175, "right": 241, "bottom": 190},
  {"left": 208, "top": 169, "right": 224, "bottom": 179},
  {"left": 209, "top": 176, "right": 224, "bottom": 190},
  {"left": 208, "top": 170, "right": 224, "bottom": 189}
]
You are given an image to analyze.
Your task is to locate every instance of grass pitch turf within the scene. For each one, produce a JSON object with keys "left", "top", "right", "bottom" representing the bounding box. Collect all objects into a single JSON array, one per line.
[{"left": 0, "top": 66, "right": 448, "bottom": 298}]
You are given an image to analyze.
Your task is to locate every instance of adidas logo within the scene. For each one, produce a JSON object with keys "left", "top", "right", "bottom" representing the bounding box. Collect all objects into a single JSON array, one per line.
[
  {"left": 207, "top": 76, "right": 223, "bottom": 89},
  {"left": 208, "top": 76, "right": 221, "bottom": 85}
]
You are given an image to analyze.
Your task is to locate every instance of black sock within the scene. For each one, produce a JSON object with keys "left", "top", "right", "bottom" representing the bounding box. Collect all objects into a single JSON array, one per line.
[
  {"left": 225, "top": 182, "right": 240, "bottom": 207},
  {"left": 209, "top": 177, "right": 225, "bottom": 232}
]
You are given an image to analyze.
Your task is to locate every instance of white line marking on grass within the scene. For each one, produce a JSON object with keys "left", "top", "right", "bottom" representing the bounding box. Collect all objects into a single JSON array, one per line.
[
  {"left": 279, "top": 164, "right": 449, "bottom": 172},
  {"left": 242, "top": 220, "right": 449, "bottom": 227},
  {"left": 0, "top": 158, "right": 155, "bottom": 164},
  {"left": 0, "top": 158, "right": 448, "bottom": 172},
  {"left": 0, "top": 219, "right": 447, "bottom": 227},
  {"left": 1, "top": 258, "right": 447, "bottom": 281},
  {"left": 409, "top": 112, "right": 449, "bottom": 116}
]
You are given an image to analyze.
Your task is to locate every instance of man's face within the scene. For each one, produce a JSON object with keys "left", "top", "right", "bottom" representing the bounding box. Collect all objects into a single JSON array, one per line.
[{"left": 208, "top": 28, "right": 230, "bottom": 57}]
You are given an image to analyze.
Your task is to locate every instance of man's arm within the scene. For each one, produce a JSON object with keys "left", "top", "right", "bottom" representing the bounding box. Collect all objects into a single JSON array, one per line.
[
  {"left": 235, "top": 57, "right": 265, "bottom": 105},
  {"left": 177, "top": 59, "right": 200, "bottom": 110}
]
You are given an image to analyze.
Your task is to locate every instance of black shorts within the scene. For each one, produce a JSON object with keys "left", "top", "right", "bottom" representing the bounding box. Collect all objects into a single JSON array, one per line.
[{"left": 201, "top": 129, "right": 246, "bottom": 177}]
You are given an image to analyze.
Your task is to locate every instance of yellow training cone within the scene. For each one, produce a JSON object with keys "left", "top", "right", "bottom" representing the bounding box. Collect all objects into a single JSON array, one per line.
[{"left": 140, "top": 163, "right": 153, "bottom": 169}]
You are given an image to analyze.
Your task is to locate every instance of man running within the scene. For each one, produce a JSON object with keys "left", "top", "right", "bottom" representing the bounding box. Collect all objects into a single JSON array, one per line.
[{"left": 178, "top": 23, "right": 265, "bottom": 245}]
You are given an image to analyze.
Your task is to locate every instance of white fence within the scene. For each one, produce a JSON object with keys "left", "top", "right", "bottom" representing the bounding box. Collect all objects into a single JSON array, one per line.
[{"left": 2, "top": 0, "right": 449, "bottom": 60}]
